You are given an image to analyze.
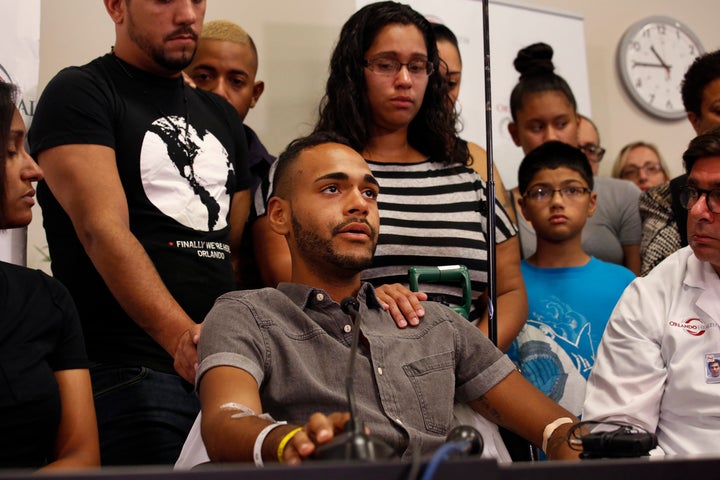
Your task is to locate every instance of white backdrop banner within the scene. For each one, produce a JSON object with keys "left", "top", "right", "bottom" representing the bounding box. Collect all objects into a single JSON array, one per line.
[
  {"left": 0, "top": 0, "right": 41, "bottom": 266},
  {"left": 355, "top": 0, "right": 590, "bottom": 189}
]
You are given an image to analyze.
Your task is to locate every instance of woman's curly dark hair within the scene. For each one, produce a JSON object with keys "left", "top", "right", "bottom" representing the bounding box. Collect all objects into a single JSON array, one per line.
[
  {"left": 314, "top": 1, "right": 468, "bottom": 165},
  {"left": 681, "top": 50, "right": 720, "bottom": 118},
  {"left": 509, "top": 42, "right": 577, "bottom": 122}
]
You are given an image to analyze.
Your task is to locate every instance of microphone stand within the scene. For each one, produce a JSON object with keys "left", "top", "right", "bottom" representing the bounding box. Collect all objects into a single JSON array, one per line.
[
  {"left": 481, "top": 0, "right": 498, "bottom": 347},
  {"left": 312, "top": 297, "right": 395, "bottom": 461},
  {"left": 344, "top": 298, "right": 362, "bottom": 439},
  {"left": 479, "top": 5, "right": 536, "bottom": 461}
]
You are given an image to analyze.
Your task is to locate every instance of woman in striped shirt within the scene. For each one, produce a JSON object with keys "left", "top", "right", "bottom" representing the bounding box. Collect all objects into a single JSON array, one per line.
[{"left": 254, "top": 1, "right": 527, "bottom": 350}]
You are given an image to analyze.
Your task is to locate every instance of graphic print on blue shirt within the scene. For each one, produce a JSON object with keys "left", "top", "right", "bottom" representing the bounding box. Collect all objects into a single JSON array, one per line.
[
  {"left": 526, "top": 295, "right": 595, "bottom": 378},
  {"left": 508, "top": 257, "right": 635, "bottom": 415}
]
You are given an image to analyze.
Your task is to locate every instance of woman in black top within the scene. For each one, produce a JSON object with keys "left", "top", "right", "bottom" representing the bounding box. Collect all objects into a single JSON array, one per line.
[{"left": 0, "top": 81, "right": 99, "bottom": 470}]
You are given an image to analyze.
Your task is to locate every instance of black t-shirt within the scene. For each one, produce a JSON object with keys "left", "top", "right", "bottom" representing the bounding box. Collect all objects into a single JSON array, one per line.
[
  {"left": 29, "top": 54, "right": 252, "bottom": 372},
  {"left": 0, "top": 261, "right": 88, "bottom": 469}
]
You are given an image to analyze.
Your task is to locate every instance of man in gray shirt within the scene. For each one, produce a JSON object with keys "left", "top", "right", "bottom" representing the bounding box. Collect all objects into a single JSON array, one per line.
[{"left": 184, "top": 132, "right": 581, "bottom": 466}]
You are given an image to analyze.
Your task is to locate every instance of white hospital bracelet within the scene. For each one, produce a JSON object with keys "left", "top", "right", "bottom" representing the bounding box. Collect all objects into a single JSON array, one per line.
[
  {"left": 542, "top": 417, "right": 573, "bottom": 453},
  {"left": 253, "top": 421, "right": 287, "bottom": 467}
]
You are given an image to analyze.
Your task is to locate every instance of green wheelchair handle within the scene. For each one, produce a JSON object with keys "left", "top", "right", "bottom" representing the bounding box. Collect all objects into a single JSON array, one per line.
[{"left": 408, "top": 265, "right": 472, "bottom": 320}]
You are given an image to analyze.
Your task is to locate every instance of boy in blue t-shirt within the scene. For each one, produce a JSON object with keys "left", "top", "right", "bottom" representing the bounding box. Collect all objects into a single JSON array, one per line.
[{"left": 508, "top": 141, "right": 635, "bottom": 416}]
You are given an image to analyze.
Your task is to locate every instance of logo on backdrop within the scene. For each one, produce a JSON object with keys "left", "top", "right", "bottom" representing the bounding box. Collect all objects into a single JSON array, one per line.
[
  {"left": 0, "top": 63, "right": 36, "bottom": 117},
  {"left": 140, "top": 115, "right": 235, "bottom": 233},
  {"left": 0, "top": 63, "right": 13, "bottom": 83}
]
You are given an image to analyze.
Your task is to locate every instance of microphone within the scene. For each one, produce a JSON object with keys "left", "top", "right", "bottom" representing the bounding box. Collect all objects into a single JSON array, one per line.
[
  {"left": 579, "top": 427, "right": 657, "bottom": 458},
  {"left": 340, "top": 297, "right": 360, "bottom": 314},
  {"left": 419, "top": 426, "right": 484, "bottom": 480},
  {"left": 312, "top": 297, "right": 396, "bottom": 461},
  {"left": 445, "top": 425, "right": 484, "bottom": 456}
]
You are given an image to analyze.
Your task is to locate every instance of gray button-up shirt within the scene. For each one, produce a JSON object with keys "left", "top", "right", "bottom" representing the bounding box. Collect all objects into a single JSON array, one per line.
[{"left": 198, "top": 282, "right": 515, "bottom": 459}]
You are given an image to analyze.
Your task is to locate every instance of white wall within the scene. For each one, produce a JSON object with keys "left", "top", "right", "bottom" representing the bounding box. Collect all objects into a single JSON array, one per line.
[
  {"left": 38, "top": 0, "right": 355, "bottom": 157},
  {"left": 538, "top": 0, "right": 719, "bottom": 177},
  {"left": 30, "top": 0, "right": 720, "bottom": 269},
  {"left": 38, "top": 0, "right": 720, "bottom": 172}
]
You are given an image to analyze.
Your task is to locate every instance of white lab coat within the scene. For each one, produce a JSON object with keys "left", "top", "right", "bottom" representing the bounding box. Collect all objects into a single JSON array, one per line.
[{"left": 583, "top": 246, "right": 720, "bottom": 455}]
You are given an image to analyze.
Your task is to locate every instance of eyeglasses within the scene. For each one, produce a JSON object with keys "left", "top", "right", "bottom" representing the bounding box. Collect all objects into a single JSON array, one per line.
[
  {"left": 364, "top": 57, "right": 434, "bottom": 77},
  {"left": 523, "top": 185, "right": 591, "bottom": 204},
  {"left": 620, "top": 163, "right": 664, "bottom": 180},
  {"left": 579, "top": 144, "right": 606, "bottom": 162},
  {"left": 679, "top": 185, "right": 720, "bottom": 214}
]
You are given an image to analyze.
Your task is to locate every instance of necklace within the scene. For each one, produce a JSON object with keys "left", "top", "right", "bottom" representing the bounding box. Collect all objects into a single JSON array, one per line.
[{"left": 111, "top": 53, "right": 192, "bottom": 156}]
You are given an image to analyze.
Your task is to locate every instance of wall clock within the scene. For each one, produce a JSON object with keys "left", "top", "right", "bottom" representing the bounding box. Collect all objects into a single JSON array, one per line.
[{"left": 617, "top": 16, "right": 704, "bottom": 120}]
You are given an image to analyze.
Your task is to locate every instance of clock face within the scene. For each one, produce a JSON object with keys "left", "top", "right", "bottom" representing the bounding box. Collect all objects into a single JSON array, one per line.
[{"left": 618, "top": 16, "right": 704, "bottom": 120}]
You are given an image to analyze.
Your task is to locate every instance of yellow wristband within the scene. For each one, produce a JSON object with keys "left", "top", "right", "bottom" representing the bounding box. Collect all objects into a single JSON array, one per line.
[{"left": 277, "top": 427, "right": 303, "bottom": 462}]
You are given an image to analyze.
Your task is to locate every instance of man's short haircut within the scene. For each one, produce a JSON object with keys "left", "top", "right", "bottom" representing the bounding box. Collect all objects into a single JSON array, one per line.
[
  {"left": 683, "top": 125, "right": 720, "bottom": 174},
  {"left": 272, "top": 132, "right": 355, "bottom": 199},
  {"left": 709, "top": 360, "right": 720, "bottom": 367},
  {"left": 201, "top": 20, "right": 259, "bottom": 68},
  {"left": 578, "top": 113, "right": 601, "bottom": 144},
  {"left": 518, "top": 140, "right": 594, "bottom": 194},
  {"left": 681, "top": 49, "right": 720, "bottom": 117}
]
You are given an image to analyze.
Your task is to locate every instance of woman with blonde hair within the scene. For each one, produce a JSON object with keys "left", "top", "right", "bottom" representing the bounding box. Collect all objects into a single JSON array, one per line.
[{"left": 612, "top": 141, "right": 670, "bottom": 192}]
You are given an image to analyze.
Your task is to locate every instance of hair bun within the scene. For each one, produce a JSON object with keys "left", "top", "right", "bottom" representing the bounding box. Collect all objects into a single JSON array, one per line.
[{"left": 514, "top": 42, "right": 555, "bottom": 80}]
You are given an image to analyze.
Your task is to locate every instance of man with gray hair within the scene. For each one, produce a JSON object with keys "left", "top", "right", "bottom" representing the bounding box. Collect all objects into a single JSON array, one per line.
[{"left": 584, "top": 125, "right": 720, "bottom": 455}]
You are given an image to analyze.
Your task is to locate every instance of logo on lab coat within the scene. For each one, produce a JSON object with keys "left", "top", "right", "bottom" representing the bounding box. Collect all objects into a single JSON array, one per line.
[{"left": 668, "top": 318, "right": 706, "bottom": 336}]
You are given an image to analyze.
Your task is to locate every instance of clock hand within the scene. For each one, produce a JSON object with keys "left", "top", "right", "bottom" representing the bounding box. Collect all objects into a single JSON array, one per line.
[
  {"left": 650, "top": 45, "right": 672, "bottom": 78},
  {"left": 650, "top": 46, "right": 670, "bottom": 68},
  {"left": 632, "top": 61, "right": 666, "bottom": 69}
]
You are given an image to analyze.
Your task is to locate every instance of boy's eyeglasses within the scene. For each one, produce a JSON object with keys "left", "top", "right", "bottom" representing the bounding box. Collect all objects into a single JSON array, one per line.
[{"left": 523, "top": 186, "right": 591, "bottom": 204}]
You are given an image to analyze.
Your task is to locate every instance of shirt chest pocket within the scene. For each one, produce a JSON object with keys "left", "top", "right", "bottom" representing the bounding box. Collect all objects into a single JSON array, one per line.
[{"left": 402, "top": 351, "right": 455, "bottom": 435}]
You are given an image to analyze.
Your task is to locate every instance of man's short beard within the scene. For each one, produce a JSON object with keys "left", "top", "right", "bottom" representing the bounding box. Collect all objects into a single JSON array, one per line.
[
  {"left": 292, "top": 216, "right": 375, "bottom": 274},
  {"left": 152, "top": 49, "right": 196, "bottom": 72},
  {"left": 127, "top": 13, "right": 197, "bottom": 72}
]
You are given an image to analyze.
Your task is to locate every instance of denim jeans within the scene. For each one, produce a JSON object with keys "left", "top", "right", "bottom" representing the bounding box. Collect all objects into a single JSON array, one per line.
[{"left": 90, "top": 364, "right": 199, "bottom": 466}]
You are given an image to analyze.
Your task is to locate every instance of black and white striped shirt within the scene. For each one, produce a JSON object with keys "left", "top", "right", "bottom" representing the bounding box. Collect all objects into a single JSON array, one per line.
[{"left": 362, "top": 158, "right": 517, "bottom": 322}]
